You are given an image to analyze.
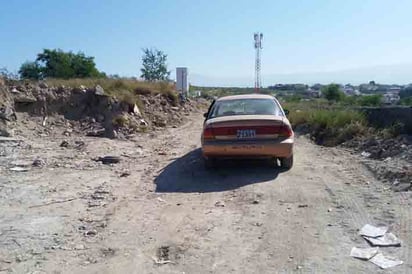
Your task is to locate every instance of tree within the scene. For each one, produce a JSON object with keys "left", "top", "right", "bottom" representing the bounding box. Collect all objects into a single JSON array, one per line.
[
  {"left": 322, "top": 84, "right": 345, "bottom": 102},
  {"left": 18, "top": 62, "right": 42, "bottom": 80},
  {"left": 140, "top": 48, "right": 170, "bottom": 81},
  {"left": 400, "top": 86, "right": 412, "bottom": 98},
  {"left": 19, "top": 49, "right": 104, "bottom": 79}
]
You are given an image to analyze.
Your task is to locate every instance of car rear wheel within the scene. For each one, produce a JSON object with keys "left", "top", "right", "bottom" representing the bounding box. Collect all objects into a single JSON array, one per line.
[{"left": 280, "top": 155, "right": 293, "bottom": 170}]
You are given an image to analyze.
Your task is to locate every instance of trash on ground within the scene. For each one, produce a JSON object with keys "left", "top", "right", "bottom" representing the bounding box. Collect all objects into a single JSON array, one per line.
[
  {"left": 363, "top": 232, "right": 401, "bottom": 247},
  {"left": 361, "top": 151, "right": 371, "bottom": 158},
  {"left": 94, "top": 156, "right": 121, "bottom": 165},
  {"left": 359, "top": 224, "right": 388, "bottom": 238},
  {"left": 350, "top": 247, "right": 379, "bottom": 260},
  {"left": 10, "top": 167, "right": 30, "bottom": 172},
  {"left": 369, "top": 253, "right": 403, "bottom": 269}
]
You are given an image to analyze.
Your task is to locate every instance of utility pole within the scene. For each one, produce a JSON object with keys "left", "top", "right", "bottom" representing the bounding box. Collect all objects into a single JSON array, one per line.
[{"left": 254, "top": 32, "right": 263, "bottom": 93}]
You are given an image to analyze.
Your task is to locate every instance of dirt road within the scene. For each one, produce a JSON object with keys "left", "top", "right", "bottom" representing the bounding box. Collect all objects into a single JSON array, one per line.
[{"left": 1, "top": 113, "right": 411, "bottom": 273}]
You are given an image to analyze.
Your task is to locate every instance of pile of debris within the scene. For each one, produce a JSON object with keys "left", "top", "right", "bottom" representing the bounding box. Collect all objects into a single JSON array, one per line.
[
  {"left": 0, "top": 79, "right": 204, "bottom": 139},
  {"left": 345, "top": 135, "right": 412, "bottom": 192}
]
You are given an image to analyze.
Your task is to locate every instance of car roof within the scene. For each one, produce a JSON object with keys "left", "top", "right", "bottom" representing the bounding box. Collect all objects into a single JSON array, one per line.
[{"left": 216, "top": 94, "right": 275, "bottom": 101}]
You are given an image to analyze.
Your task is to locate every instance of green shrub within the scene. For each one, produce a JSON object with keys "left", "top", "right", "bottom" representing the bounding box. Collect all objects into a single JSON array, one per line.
[
  {"left": 322, "top": 84, "right": 346, "bottom": 102},
  {"left": 357, "top": 94, "right": 382, "bottom": 106}
]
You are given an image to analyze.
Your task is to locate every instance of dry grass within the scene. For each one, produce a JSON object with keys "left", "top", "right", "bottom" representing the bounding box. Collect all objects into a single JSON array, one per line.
[
  {"left": 285, "top": 102, "right": 368, "bottom": 145},
  {"left": 42, "top": 78, "right": 178, "bottom": 105}
]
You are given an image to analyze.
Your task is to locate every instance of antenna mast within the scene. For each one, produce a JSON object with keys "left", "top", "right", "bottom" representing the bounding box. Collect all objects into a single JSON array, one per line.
[{"left": 254, "top": 32, "right": 263, "bottom": 93}]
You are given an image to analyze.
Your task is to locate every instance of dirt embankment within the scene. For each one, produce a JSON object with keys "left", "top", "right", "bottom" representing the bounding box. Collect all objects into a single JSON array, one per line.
[{"left": 0, "top": 79, "right": 207, "bottom": 139}]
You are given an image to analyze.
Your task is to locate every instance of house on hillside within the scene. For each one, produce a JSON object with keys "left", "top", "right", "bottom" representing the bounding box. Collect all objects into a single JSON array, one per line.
[
  {"left": 343, "top": 85, "right": 360, "bottom": 96},
  {"left": 306, "top": 88, "right": 322, "bottom": 98},
  {"left": 383, "top": 89, "right": 400, "bottom": 104}
]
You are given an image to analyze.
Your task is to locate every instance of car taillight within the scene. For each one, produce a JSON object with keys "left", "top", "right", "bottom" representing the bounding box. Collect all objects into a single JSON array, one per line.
[
  {"left": 203, "top": 127, "right": 214, "bottom": 139},
  {"left": 279, "top": 125, "right": 293, "bottom": 137}
]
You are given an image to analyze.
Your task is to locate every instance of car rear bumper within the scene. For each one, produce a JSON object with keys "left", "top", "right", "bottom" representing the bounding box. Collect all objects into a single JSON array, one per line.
[{"left": 202, "top": 138, "right": 293, "bottom": 159}]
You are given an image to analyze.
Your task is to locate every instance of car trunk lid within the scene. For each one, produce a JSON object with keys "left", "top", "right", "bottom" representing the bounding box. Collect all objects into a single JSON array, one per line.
[{"left": 204, "top": 115, "right": 291, "bottom": 140}]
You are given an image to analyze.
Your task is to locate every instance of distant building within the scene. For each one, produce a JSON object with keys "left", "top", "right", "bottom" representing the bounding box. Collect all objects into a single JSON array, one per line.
[
  {"left": 306, "top": 88, "right": 322, "bottom": 98},
  {"left": 343, "top": 85, "right": 360, "bottom": 96},
  {"left": 383, "top": 89, "right": 400, "bottom": 104}
]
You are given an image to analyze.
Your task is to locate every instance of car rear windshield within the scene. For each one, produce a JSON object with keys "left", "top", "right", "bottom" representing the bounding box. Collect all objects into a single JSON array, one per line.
[{"left": 209, "top": 98, "right": 283, "bottom": 118}]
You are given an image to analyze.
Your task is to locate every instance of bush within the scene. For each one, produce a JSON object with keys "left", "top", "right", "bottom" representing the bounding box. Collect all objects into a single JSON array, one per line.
[
  {"left": 288, "top": 107, "right": 367, "bottom": 145},
  {"left": 357, "top": 94, "right": 382, "bottom": 106},
  {"left": 399, "top": 97, "right": 412, "bottom": 106},
  {"left": 322, "top": 84, "right": 346, "bottom": 102}
]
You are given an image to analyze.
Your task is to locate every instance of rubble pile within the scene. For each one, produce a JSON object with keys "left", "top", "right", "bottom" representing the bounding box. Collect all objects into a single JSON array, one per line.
[
  {"left": 345, "top": 135, "right": 412, "bottom": 191},
  {"left": 0, "top": 80, "right": 205, "bottom": 139}
]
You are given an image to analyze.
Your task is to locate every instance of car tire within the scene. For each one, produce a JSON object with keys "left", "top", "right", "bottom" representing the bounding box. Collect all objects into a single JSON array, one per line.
[{"left": 280, "top": 155, "right": 293, "bottom": 170}]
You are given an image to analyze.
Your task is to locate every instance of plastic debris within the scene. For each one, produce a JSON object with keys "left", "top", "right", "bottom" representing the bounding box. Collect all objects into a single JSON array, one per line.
[
  {"left": 10, "top": 167, "right": 30, "bottom": 172},
  {"left": 359, "top": 224, "right": 388, "bottom": 238},
  {"left": 363, "top": 232, "right": 401, "bottom": 247},
  {"left": 369, "top": 253, "right": 403, "bottom": 269},
  {"left": 361, "top": 151, "right": 371, "bottom": 158},
  {"left": 350, "top": 247, "right": 379, "bottom": 260}
]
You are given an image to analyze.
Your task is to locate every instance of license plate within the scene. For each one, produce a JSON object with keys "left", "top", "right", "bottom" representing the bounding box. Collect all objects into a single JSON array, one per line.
[
  {"left": 237, "top": 129, "right": 256, "bottom": 139},
  {"left": 231, "top": 145, "right": 263, "bottom": 150}
]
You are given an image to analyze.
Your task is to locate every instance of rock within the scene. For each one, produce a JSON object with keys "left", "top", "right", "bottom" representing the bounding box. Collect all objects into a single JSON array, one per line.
[
  {"left": 84, "top": 230, "right": 97, "bottom": 237},
  {"left": 11, "top": 87, "right": 20, "bottom": 93},
  {"left": 60, "top": 140, "right": 69, "bottom": 147},
  {"left": 132, "top": 104, "right": 141, "bottom": 116},
  {"left": 94, "top": 85, "right": 105, "bottom": 96},
  {"left": 154, "top": 119, "right": 167, "bottom": 127},
  {"left": 13, "top": 92, "right": 37, "bottom": 103},
  {"left": 0, "top": 105, "right": 16, "bottom": 121},
  {"left": 0, "top": 123, "right": 11, "bottom": 137},
  {"left": 86, "top": 129, "right": 106, "bottom": 137},
  {"left": 63, "top": 128, "right": 73, "bottom": 136},
  {"left": 139, "top": 119, "right": 148, "bottom": 126},
  {"left": 392, "top": 183, "right": 411, "bottom": 192},
  {"left": 95, "top": 156, "right": 121, "bottom": 165},
  {"left": 215, "top": 201, "right": 225, "bottom": 207},
  {"left": 120, "top": 172, "right": 130, "bottom": 178},
  {"left": 32, "top": 159, "right": 46, "bottom": 167}
]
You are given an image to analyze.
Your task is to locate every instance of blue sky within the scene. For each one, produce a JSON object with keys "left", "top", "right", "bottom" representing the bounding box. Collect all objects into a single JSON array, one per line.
[{"left": 1, "top": 0, "right": 412, "bottom": 86}]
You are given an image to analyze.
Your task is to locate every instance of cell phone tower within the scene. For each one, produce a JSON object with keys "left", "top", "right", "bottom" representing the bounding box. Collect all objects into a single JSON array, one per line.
[{"left": 254, "top": 32, "right": 263, "bottom": 93}]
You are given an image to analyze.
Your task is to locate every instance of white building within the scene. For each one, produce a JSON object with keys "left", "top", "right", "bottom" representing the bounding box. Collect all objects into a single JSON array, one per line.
[{"left": 176, "top": 67, "right": 189, "bottom": 96}]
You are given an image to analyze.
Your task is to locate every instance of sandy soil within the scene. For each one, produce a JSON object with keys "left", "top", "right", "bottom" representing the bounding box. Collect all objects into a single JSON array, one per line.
[{"left": 1, "top": 113, "right": 411, "bottom": 274}]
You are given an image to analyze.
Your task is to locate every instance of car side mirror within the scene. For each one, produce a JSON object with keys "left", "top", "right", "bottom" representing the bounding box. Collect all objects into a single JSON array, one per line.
[
  {"left": 284, "top": 109, "right": 289, "bottom": 116},
  {"left": 203, "top": 112, "right": 208, "bottom": 118}
]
